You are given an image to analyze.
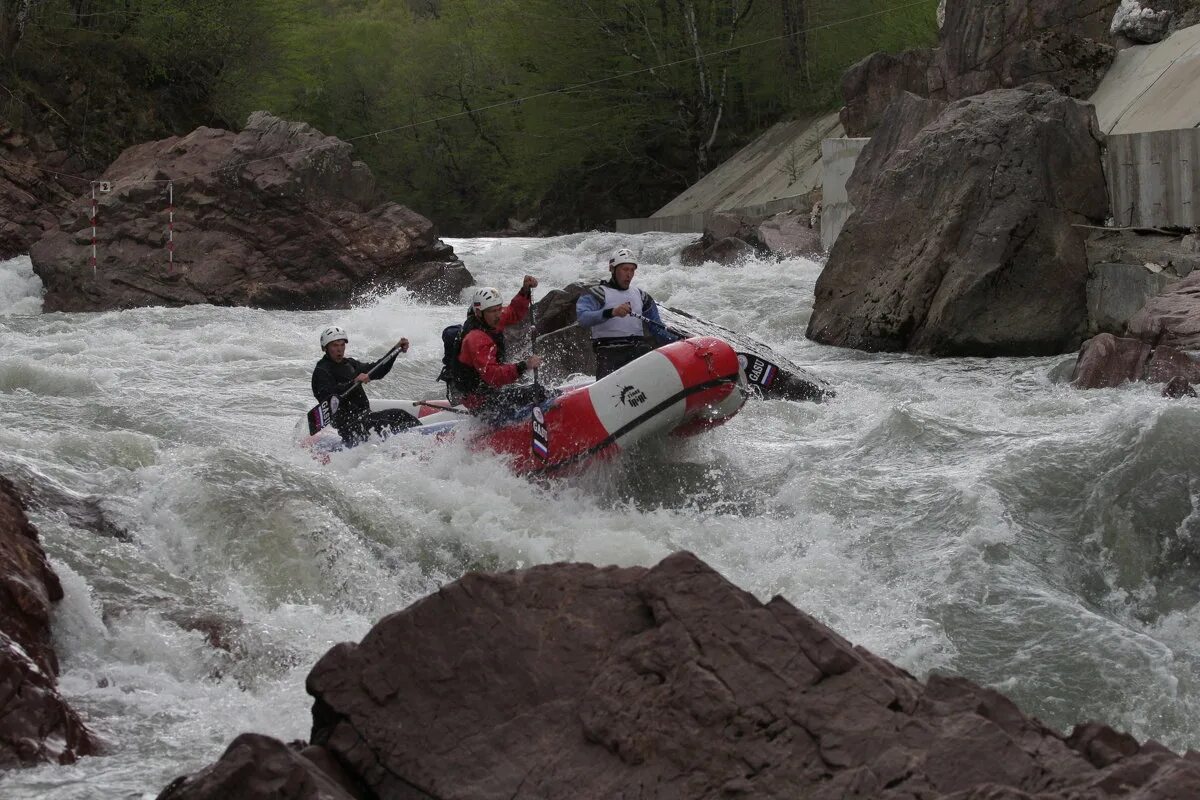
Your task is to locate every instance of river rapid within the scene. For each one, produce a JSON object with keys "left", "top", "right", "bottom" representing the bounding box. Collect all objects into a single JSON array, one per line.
[{"left": 1, "top": 233, "right": 1199, "bottom": 798}]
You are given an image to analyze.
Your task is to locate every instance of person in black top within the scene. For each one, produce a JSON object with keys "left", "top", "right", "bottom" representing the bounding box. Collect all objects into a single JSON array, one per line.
[{"left": 311, "top": 325, "right": 418, "bottom": 446}]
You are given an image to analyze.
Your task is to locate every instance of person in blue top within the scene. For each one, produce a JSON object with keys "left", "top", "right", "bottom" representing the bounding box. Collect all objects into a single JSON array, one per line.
[{"left": 575, "top": 247, "right": 676, "bottom": 379}]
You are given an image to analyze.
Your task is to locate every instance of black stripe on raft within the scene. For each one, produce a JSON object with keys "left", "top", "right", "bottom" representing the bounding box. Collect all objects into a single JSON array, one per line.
[{"left": 534, "top": 373, "right": 739, "bottom": 475}]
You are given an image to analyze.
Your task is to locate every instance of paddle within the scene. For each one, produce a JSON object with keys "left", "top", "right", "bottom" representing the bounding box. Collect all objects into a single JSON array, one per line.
[
  {"left": 306, "top": 342, "right": 406, "bottom": 436},
  {"left": 414, "top": 401, "right": 471, "bottom": 416},
  {"left": 630, "top": 312, "right": 782, "bottom": 391},
  {"left": 529, "top": 303, "right": 541, "bottom": 387}
]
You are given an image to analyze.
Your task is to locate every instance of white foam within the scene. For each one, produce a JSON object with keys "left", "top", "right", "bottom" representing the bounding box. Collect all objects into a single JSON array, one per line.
[{"left": 0, "top": 255, "right": 43, "bottom": 315}]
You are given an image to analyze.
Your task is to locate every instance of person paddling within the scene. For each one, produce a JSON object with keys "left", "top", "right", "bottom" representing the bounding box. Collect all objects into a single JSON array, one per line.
[
  {"left": 311, "top": 326, "right": 417, "bottom": 446},
  {"left": 445, "top": 277, "right": 547, "bottom": 423},
  {"left": 575, "top": 247, "right": 675, "bottom": 378}
]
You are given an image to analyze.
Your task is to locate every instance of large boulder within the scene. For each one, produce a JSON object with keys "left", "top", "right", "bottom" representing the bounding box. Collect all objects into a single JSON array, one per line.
[
  {"left": 808, "top": 85, "right": 1109, "bottom": 356},
  {"left": 845, "top": 92, "right": 948, "bottom": 211},
  {"left": 0, "top": 476, "right": 97, "bottom": 767},
  {"left": 30, "top": 112, "right": 472, "bottom": 312},
  {"left": 292, "top": 551, "right": 1200, "bottom": 800},
  {"left": 840, "top": 0, "right": 1117, "bottom": 137}
]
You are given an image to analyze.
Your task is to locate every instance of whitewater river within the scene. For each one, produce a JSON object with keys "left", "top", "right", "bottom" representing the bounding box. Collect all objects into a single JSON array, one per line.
[{"left": 2, "top": 233, "right": 1199, "bottom": 797}]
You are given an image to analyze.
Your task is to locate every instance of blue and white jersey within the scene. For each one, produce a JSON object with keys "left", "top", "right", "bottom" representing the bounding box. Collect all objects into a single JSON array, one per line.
[{"left": 576, "top": 282, "right": 674, "bottom": 344}]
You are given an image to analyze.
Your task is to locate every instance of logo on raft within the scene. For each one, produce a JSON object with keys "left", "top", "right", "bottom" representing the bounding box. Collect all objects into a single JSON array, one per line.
[
  {"left": 616, "top": 385, "right": 648, "bottom": 408},
  {"left": 531, "top": 406, "right": 549, "bottom": 459}
]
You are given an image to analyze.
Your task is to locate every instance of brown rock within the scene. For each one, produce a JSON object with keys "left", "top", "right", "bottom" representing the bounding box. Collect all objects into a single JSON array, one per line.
[
  {"left": 1162, "top": 376, "right": 1197, "bottom": 398},
  {"left": 30, "top": 112, "right": 472, "bottom": 312},
  {"left": 808, "top": 86, "right": 1108, "bottom": 356},
  {"left": 845, "top": 92, "right": 948, "bottom": 211},
  {"left": 0, "top": 124, "right": 88, "bottom": 260},
  {"left": 291, "top": 552, "right": 1200, "bottom": 799},
  {"left": 754, "top": 210, "right": 822, "bottom": 258},
  {"left": 935, "top": 0, "right": 1117, "bottom": 100},
  {"left": 840, "top": 49, "right": 934, "bottom": 137},
  {"left": 680, "top": 213, "right": 770, "bottom": 266},
  {"left": 0, "top": 475, "right": 65, "bottom": 677},
  {"left": 0, "top": 476, "right": 97, "bottom": 768},
  {"left": 0, "top": 632, "right": 98, "bottom": 768},
  {"left": 840, "top": 0, "right": 1117, "bottom": 142},
  {"left": 1069, "top": 333, "right": 1200, "bottom": 389},
  {"left": 155, "top": 734, "right": 362, "bottom": 800},
  {"left": 1127, "top": 270, "right": 1200, "bottom": 349}
]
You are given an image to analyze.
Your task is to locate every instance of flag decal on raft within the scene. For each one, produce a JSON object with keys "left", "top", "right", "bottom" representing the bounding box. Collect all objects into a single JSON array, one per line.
[{"left": 531, "top": 406, "right": 549, "bottom": 459}]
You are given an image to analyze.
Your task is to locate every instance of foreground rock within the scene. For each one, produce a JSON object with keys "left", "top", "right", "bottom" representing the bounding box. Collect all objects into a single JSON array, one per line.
[
  {"left": 0, "top": 476, "right": 97, "bottom": 767},
  {"left": 1070, "top": 332, "right": 1200, "bottom": 389},
  {"left": 841, "top": 0, "right": 1117, "bottom": 136},
  {"left": 31, "top": 112, "right": 472, "bottom": 312},
  {"left": 808, "top": 86, "right": 1108, "bottom": 356},
  {"left": 531, "top": 283, "right": 833, "bottom": 402},
  {"left": 158, "top": 551, "right": 1200, "bottom": 799}
]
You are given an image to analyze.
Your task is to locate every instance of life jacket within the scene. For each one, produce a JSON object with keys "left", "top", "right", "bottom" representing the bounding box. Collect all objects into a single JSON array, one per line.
[
  {"left": 586, "top": 281, "right": 650, "bottom": 347},
  {"left": 436, "top": 314, "right": 505, "bottom": 399}
]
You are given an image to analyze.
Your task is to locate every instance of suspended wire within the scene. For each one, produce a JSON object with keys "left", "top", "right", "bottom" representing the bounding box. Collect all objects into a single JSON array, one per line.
[{"left": 0, "top": 0, "right": 938, "bottom": 190}]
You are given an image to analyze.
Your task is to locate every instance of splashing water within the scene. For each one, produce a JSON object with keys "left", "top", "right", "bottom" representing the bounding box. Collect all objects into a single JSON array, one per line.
[{"left": 2, "top": 236, "right": 1200, "bottom": 798}]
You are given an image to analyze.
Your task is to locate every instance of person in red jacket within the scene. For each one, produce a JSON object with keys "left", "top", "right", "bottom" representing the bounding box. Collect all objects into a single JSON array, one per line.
[{"left": 450, "top": 275, "right": 547, "bottom": 422}]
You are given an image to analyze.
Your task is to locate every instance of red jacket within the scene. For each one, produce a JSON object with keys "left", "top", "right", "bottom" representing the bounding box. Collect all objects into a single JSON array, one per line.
[{"left": 458, "top": 291, "right": 531, "bottom": 409}]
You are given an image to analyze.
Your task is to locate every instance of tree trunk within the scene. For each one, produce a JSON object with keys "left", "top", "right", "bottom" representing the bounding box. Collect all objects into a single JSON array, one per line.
[{"left": 781, "top": 0, "right": 808, "bottom": 89}]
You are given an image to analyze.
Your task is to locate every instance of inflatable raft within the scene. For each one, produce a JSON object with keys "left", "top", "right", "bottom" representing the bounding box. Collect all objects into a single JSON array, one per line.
[{"left": 299, "top": 336, "right": 747, "bottom": 474}]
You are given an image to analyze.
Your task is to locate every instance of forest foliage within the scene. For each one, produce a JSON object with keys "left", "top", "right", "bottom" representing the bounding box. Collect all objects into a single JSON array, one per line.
[{"left": 2, "top": 0, "right": 936, "bottom": 232}]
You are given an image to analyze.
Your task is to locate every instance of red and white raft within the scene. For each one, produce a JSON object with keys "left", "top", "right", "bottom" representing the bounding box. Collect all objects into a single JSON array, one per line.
[{"left": 300, "top": 336, "right": 747, "bottom": 474}]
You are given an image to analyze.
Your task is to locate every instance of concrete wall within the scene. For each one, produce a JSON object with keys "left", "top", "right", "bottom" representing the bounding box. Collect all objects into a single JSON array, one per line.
[
  {"left": 1089, "top": 23, "right": 1200, "bottom": 135},
  {"left": 655, "top": 112, "right": 843, "bottom": 217},
  {"left": 615, "top": 196, "right": 825, "bottom": 235},
  {"left": 1106, "top": 128, "right": 1200, "bottom": 228},
  {"left": 819, "top": 138, "right": 870, "bottom": 251}
]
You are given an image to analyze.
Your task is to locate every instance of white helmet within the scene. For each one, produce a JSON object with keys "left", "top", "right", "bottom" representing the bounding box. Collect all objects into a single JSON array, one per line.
[
  {"left": 320, "top": 325, "right": 348, "bottom": 348},
  {"left": 471, "top": 287, "right": 503, "bottom": 312},
  {"left": 609, "top": 248, "right": 637, "bottom": 268}
]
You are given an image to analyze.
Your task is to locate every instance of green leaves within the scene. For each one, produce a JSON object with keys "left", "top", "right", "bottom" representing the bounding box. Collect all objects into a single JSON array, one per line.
[{"left": 13, "top": 0, "right": 936, "bottom": 232}]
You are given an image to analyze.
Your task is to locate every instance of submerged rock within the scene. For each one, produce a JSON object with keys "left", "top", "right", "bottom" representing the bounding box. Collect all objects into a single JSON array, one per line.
[
  {"left": 30, "top": 112, "right": 472, "bottom": 312},
  {"left": 1162, "top": 376, "right": 1196, "bottom": 398}
]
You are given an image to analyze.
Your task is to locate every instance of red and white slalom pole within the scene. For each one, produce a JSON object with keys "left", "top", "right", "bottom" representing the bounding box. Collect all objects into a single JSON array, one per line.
[
  {"left": 90, "top": 183, "right": 98, "bottom": 276},
  {"left": 167, "top": 181, "right": 174, "bottom": 265}
]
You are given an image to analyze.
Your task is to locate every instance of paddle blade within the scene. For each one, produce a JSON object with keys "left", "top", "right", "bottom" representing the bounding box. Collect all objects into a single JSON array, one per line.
[{"left": 307, "top": 399, "right": 333, "bottom": 435}]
